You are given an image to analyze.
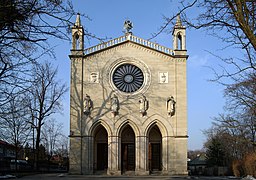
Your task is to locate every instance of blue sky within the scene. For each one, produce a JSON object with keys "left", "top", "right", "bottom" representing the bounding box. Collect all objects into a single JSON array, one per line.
[{"left": 50, "top": 0, "right": 239, "bottom": 150}]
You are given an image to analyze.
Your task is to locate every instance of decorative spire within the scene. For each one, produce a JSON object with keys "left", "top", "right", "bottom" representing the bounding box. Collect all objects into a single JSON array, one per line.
[
  {"left": 71, "top": 12, "right": 84, "bottom": 51},
  {"left": 75, "top": 13, "right": 81, "bottom": 27},
  {"left": 175, "top": 14, "right": 182, "bottom": 27},
  {"left": 172, "top": 13, "right": 186, "bottom": 52}
]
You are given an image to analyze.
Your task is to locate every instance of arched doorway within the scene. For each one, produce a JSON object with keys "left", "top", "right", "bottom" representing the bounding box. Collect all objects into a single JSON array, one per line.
[
  {"left": 148, "top": 125, "right": 162, "bottom": 172},
  {"left": 94, "top": 124, "right": 108, "bottom": 171},
  {"left": 121, "top": 125, "right": 135, "bottom": 172}
]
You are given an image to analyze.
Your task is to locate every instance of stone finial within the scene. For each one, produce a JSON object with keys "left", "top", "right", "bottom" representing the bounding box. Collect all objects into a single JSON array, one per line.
[
  {"left": 175, "top": 14, "right": 182, "bottom": 27},
  {"left": 75, "top": 13, "right": 81, "bottom": 27}
]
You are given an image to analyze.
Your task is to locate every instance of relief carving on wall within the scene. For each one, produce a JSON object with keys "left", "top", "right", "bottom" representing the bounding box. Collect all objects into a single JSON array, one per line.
[
  {"left": 90, "top": 72, "right": 99, "bottom": 83},
  {"left": 159, "top": 72, "right": 168, "bottom": 83}
]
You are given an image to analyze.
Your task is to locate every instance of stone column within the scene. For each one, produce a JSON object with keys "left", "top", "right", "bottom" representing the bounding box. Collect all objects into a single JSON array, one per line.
[
  {"left": 135, "top": 136, "right": 149, "bottom": 175},
  {"left": 107, "top": 136, "right": 121, "bottom": 175},
  {"left": 161, "top": 136, "right": 168, "bottom": 175}
]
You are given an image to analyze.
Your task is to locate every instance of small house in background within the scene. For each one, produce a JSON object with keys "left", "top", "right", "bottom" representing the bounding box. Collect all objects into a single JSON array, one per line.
[
  {"left": 188, "top": 154, "right": 207, "bottom": 175},
  {"left": 0, "top": 140, "right": 15, "bottom": 172},
  {"left": 188, "top": 153, "right": 229, "bottom": 176},
  {"left": 0, "top": 140, "right": 15, "bottom": 159}
]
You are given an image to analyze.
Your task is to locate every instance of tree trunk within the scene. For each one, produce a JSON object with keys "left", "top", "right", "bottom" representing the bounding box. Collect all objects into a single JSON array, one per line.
[{"left": 35, "top": 120, "right": 42, "bottom": 171}]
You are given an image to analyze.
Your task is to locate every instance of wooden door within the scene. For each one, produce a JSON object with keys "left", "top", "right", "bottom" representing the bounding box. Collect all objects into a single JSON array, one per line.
[
  {"left": 150, "top": 143, "right": 161, "bottom": 171},
  {"left": 121, "top": 143, "right": 135, "bottom": 171}
]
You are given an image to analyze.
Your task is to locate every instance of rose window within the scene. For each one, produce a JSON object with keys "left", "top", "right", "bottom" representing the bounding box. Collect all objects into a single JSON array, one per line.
[{"left": 112, "top": 64, "right": 144, "bottom": 93}]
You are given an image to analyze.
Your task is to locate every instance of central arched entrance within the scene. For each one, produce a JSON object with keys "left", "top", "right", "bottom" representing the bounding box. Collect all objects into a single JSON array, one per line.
[
  {"left": 94, "top": 124, "right": 108, "bottom": 171},
  {"left": 121, "top": 125, "right": 135, "bottom": 173},
  {"left": 148, "top": 125, "right": 162, "bottom": 172}
]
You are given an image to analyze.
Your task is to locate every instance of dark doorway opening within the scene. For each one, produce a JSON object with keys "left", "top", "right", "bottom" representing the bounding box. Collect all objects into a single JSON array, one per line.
[
  {"left": 94, "top": 125, "right": 108, "bottom": 172},
  {"left": 148, "top": 126, "right": 162, "bottom": 172},
  {"left": 121, "top": 125, "right": 135, "bottom": 173},
  {"left": 97, "top": 143, "right": 108, "bottom": 170}
]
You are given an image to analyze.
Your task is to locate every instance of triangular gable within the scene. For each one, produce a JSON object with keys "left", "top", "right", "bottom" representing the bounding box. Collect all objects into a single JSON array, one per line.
[{"left": 84, "top": 34, "right": 174, "bottom": 56}]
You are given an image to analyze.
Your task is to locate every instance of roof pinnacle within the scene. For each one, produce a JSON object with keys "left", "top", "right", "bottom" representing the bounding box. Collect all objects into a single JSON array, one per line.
[
  {"left": 175, "top": 14, "right": 182, "bottom": 27},
  {"left": 75, "top": 13, "right": 81, "bottom": 27}
]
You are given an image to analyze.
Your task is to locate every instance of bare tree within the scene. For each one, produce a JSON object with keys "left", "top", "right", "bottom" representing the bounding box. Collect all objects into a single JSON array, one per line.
[
  {"left": 0, "top": 94, "right": 31, "bottom": 171},
  {"left": 0, "top": 0, "right": 69, "bottom": 104},
  {"left": 185, "top": 0, "right": 256, "bottom": 51},
  {"left": 41, "top": 119, "right": 65, "bottom": 160},
  {"left": 27, "top": 61, "right": 68, "bottom": 170},
  {"left": 55, "top": 135, "right": 69, "bottom": 158},
  {"left": 224, "top": 72, "right": 256, "bottom": 148},
  {"left": 53, "top": 135, "right": 69, "bottom": 170},
  {"left": 204, "top": 72, "right": 256, "bottom": 171},
  {"left": 0, "top": 0, "right": 99, "bottom": 115},
  {"left": 204, "top": 113, "right": 255, "bottom": 176},
  {"left": 157, "top": 0, "right": 255, "bottom": 50},
  {"left": 225, "top": 73, "right": 256, "bottom": 113},
  {"left": 188, "top": 0, "right": 256, "bottom": 82},
  {"left": 154, "top": 0, "right": 255, "bottom": 81}
]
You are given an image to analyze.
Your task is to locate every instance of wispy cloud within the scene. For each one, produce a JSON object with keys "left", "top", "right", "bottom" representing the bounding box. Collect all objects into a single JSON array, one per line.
[{"left": 188, "top": 54, "right": 210, "bottom": 68}]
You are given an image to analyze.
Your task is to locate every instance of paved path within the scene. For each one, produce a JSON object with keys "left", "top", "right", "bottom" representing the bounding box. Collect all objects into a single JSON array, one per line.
[{"left": 9, "top": 173, "right": 242, "bottom": 180}]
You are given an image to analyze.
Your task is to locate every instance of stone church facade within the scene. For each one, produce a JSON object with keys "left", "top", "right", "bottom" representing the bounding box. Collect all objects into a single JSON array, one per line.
[{"left": 69, "top": 14, "right": 188, "bottom": 175}]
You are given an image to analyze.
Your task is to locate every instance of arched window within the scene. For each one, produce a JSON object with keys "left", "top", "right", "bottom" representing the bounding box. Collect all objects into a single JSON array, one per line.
[
  {"left": 177, "top": 32, "right": 182, "bottom": 50},
  {"left": 74, "top": 33, "right": 80, "bottom": 50}
]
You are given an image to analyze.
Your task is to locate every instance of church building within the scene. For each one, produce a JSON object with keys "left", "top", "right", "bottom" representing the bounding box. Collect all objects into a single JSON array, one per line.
[{"left": 69, "top": 14, "right": 188, "bottom": 175}]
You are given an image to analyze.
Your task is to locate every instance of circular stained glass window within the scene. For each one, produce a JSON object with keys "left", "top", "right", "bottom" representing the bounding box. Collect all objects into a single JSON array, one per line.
[{"left": 112, "top": 63, "right": 144, "bottom": 93}]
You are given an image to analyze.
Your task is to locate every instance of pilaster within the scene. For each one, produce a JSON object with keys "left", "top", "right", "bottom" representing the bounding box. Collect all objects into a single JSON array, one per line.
[
  {"left": 135, "top": 136, "right": 149, "bottom": 175},
  {"left": 107, "top": 136, "right": 121, "bottom": 175},
  {"left": 69, "top": 136, "right": 82, "bottom": 174},
  {"left": 81, "top": 136, "right": 94, "bottom": 174}
]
